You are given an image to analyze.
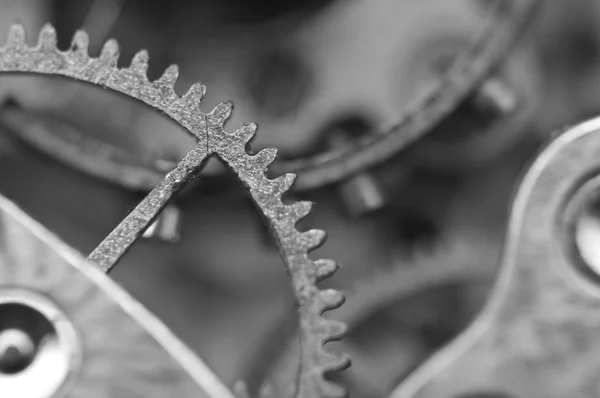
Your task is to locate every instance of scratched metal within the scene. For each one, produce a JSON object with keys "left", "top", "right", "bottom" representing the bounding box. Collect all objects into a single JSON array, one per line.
[
  {"left": 389, "top": 117, "right": 600, "bottom": 398},
  {"left": 0, "top": 194, "right": 233, "bottom": 398},
  {"left": 0, "top": 24, "right": 348, "bottom": 398}
]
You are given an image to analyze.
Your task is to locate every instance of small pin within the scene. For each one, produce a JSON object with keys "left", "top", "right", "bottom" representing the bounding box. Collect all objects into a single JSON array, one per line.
[{"left": 142, "top": 205, "right": 181, "bottom": 242}]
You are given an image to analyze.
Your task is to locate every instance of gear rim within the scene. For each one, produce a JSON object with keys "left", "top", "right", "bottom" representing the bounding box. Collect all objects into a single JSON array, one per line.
[
  {"left": 0, "top": 23, "right": 349, "bottom": 398},
  {"left": 0, "top": 0, "right": 539, "bottom": 191}
]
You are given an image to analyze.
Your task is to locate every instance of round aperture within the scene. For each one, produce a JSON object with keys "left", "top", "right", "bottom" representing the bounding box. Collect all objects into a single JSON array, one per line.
[
  {"left": 562, "top": 175, "right": 600, "bottom": 288},
  {"left": 0, "top": 289, "right": 79, "bottom": 398}
]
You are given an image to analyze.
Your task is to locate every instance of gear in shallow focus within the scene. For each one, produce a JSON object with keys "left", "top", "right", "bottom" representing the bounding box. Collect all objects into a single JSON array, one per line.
[{"left": 0, "top": 23, "right": 349, "bottom": 397}]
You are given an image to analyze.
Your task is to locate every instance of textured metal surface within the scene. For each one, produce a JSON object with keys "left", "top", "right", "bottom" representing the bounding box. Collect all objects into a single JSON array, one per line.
[
  {"left": 389, "top": 117, "right": 600, "bottom": 398},
  {"left": 0, "top": 194, "right": 231, "bottom": 398},
  {"left": 0, "top": 0, "right": 538, "bottom": 191},
  {"left": 0, "top": 23, "right": 348, "bottom": 397}
]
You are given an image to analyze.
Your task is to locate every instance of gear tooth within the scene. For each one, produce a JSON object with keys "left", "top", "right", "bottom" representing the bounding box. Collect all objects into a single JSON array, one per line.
[
  {"left": 253, "top": 148, "right": 278, "bottom": 168},
  {"left": 70, "top": 30, "right": 89, "bottom": 53},
  {"left": 38, "top": 24, "right": 57, "bottom": 50},
  {"left": 317, "top": 351, "right": 351, "bottom": 373},
  {"left": 156, "top": 64, "right": 179, "bottom": 87},
  {"left": 7, "top": 23, "right": 26, "bottom": 48},
  {"left": 289, "top": 200, "right": 312, "bottom": 223},
  {"left": 210, "top": 100, "right": 233, "bottom": 124},
  {"left": 183, "top": 82, "right": 206, "bottom": 105},
  {"left": 232, "top": 122, "right": 257, "bottom": 145},
  {"left": 317, "top": 289, "right": 345, "bottom": 312},
  {"left": 100, "top": 38, "right": 120, "bottom": 63},
  {"left": 314, "top": 259, "right": 339, "bottom": 281},
  {"left": 301, "top": 229, "right": 326, "bottom": 251},
  {"left": 322, "top": 319, "right": 348, "bottom": 341},
  {"left": 319, "top": 380, "right": 348, "bottom": 398},
  {"left": 130, "top": 50, "right": 149, "bottom": 76},
  {"left": 275, "top": 173, "right": 297, "bottom": 193}
]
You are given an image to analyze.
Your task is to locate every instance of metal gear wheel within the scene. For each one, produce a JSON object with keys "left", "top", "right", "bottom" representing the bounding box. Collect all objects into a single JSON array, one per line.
[
  {"left": 0, "top": 0, "right": 540, "bottom": 192},
  {"left": 0, "top": 23, "right": 348, "bottom": 398}
]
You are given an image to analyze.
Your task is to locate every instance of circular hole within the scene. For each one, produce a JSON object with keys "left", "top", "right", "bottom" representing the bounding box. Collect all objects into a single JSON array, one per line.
[
  {"left": 0, "top": 303, "right": 55, "bottom": 376},
  {"left": 563, "top": 177, "right": 600, "bottom": 285},
  {"left": 573, "top": 196, "right": 600, "bottom": 277},
  {"left": 0, "top": 328, "right": 36, "bottom": 375},
  {"left": 0, "top": 290, "right": 79, "bottom": 397}
]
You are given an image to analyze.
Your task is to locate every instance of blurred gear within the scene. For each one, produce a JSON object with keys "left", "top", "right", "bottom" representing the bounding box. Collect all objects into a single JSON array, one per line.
[
  {"left": 0, "top": 0, "right": 539, "bottom": 192},
  {"left": 0, "top": 23, "right": 348, "bottom": 398}
]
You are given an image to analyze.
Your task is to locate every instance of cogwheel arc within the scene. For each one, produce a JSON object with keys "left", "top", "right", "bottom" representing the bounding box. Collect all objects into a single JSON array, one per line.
[{"left": 0, "top": 24, "right": 349, "bottom": 398}]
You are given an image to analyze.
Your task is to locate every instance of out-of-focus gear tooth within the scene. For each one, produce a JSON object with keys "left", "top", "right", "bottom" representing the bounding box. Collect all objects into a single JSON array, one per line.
[
  {"left": 130, "top": 50, "right": 149, "bottom": 76},
  {"left": 316, "top": 289, "right": 345, "bottom": 312},
  {"left": 300, "top": 229, "right": 327, "bottom": 251},
  {"left": 320, "top": 319, "right": 348, "bottom": 341},
  {"left": 320, "top": 351, "right": 351, "bottom": 373},
  {"left": 142, "top": 205, "right": 181, "bottom": 242},
  {"left": 318, "top": 380, "right": 349, "bottom": 398},
  {"left": 7, "top": 24, "right": 26, "bottom": 48},
  {"left": 210, "top": 101, "right": 234, "bottom": 124},
  {"left": 100, "top": 38, "right": 120, "bottom": 63},
  {"left": 70, "top": 30, "right": 89, "bottom": 54},
  {"left": 38, "top": 24, "right": 57, "bottom": 51},
  {"left": 314, "top": 259, "right": 339, "bottom": 281},
  {"left": 156, "top": 64, "right": 179, "bottom": 87}
]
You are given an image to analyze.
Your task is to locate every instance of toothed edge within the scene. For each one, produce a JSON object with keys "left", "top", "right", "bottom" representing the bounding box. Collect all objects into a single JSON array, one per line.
[
  {"left": 209, "top": 106, "right": 349, "bottom": 398},
  {"left": 7, "top": 23, "right": 26, "bottom": 48},
  {"left": 0, "top": 23, "right": 349, "bottom": 398},
  {"left": 38, "top": 24, "right": 57, "bottom": 50},
  {"left": 0, "top": 24, "right": 207, "bottom": 140}
]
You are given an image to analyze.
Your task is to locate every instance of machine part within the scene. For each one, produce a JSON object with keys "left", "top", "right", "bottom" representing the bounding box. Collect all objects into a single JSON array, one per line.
[
  {"left": 0, "top": 0, "right": 539, "bottom": 192},
  {"left": 326, "top": 120, "right": 388, "bottom": 216},
  {"left": 142, "top": 204, "right": 182, "bottom": 242},
  {"left": 245, "top": 223, "right": 500, "bottom": 397},
  {"left": 242, "top": 132, "right": 539, "bottom": 397},
  {"left": 0, "top": 193, "right": 233, "bottom": 398},
  {"left": 0, "top": 24, "right": 348, "bottom": 397},
  {"left": 388, "top": 116, "right": 600, "bottom": 397},
  {"left": 0, "top": 289, "right": 80, "bottom": 398}
]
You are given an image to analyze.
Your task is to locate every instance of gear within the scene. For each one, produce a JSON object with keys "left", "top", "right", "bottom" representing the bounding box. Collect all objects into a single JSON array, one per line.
[
  {"left": 243, "top": 222, "right": 500, "bottom": 396},
  {"left": 0, "top": 0, "right": 539, "bottom": 192},
  {"left": 240, "top": 134, "right": 537, "bottom": 396},
  {"left": 0, "top": 23, "right": 348, "bottom": 397}
]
